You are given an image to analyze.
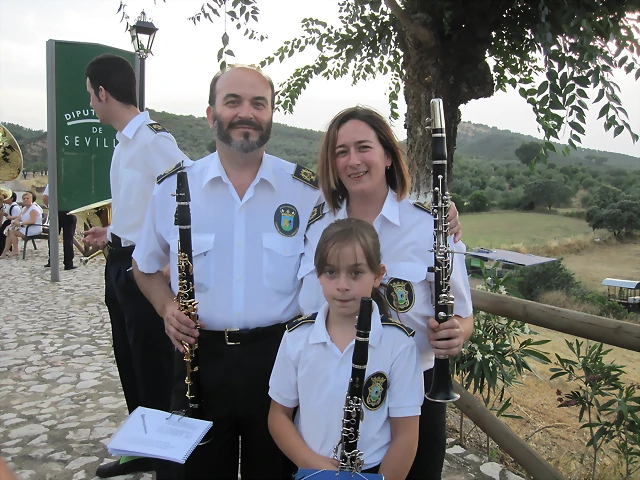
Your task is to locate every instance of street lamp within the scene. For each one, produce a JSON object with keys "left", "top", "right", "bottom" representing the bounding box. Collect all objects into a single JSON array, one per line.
[{"left": 129, "top": 10, "right": 158, "bottom": 111}]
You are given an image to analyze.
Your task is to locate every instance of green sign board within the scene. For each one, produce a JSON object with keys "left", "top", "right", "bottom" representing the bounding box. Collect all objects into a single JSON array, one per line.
[{"left": 46, "top": 40, "right": 137, "bottom": 211}]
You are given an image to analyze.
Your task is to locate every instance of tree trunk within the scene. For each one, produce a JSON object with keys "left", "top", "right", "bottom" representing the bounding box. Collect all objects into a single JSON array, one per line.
[{"left": 397, "top": 1, "right": 495, "bottom": 196}]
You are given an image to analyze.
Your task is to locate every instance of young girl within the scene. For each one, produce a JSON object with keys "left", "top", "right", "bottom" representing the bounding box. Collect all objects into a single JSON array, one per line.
[{"left": 269, "top": 218, "right": 424, "bottom": 480}]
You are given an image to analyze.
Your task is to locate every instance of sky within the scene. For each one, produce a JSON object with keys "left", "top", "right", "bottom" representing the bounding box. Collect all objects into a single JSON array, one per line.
[{"left": 0, "top": 0, "right": 638, "bottom": 157}]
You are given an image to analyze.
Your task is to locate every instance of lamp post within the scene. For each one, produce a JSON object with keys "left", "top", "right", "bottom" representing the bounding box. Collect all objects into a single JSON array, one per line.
[{"left": 129, "top": 10, "right": 158, "bottom": 111}]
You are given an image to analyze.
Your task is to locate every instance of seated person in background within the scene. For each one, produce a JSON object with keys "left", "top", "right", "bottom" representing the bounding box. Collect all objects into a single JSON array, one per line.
[
  {"left": 1, "top": 191, "right": 43, "bottom": 258},
  {"left": 268, "top": 218, "right": 423, "bottom": 480},
  {"left": 42, "top": 184, "right": 77, "bottom": 270},
  {"left": 1, "top": 190, "right": 21, "bottom": 253}
]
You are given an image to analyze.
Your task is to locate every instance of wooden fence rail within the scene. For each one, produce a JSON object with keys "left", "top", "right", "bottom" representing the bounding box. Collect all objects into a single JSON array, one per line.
[{"left": 471, "top": 289, "right": 640, "bottom": 352}]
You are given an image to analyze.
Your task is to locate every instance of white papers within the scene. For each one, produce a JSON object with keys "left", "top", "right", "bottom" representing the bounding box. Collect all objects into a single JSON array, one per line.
[{"left": 107, "top": 407, "right": 212, "bottom": 464}]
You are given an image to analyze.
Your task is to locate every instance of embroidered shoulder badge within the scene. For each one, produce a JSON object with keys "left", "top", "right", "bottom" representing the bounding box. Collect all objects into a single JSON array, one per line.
[
  {"left": 307, "top": 202, "right": 326, "bottom": 228},
  {"left": 413, "top": 201, "right": 431, "bottom": 213},
  {"left": 363, "top": 372, "right": 389, "bottom": 410},
  {"left": 286, "top": 313, "right": 317, "bottom": 332},
  {"left": 156, "top": 161, "right": 184, "bottom": 184},
  {"left": 147, "top": 122, "right": 169, "bottom": 134},
  {"left": 380, "top": 315, "right": 415, "bottom": 337},
  {"left": 385, "top": 278, "right": 416, "bottom": 314},
  {"left": 292, "top": 164, "right": 319, "bottom": 189}
]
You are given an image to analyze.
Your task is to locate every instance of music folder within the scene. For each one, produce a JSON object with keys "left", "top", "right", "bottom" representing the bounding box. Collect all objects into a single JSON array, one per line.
[{"left": 106, "top": 407, "right": 212, "bottom": 464}]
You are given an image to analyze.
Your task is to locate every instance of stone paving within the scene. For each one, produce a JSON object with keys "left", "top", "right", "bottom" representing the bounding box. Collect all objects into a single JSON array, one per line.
[{"left": 0, "top": 240, "right": 525, "bottom": 480}]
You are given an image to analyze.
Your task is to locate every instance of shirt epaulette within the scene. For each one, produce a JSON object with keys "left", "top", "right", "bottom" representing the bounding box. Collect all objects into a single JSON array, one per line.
[
  {"left": 292, "top": 164, "right": 319, "bottom": 189},
  {"left": 380, "top": 315, "right": 415, "bottom": 337},
  {"left": 286, "top": 313, "right": 317, "bottom": 332},
  {"left": 156, "top": 161, "right": 185, "bottom": 184},
  {"left": 307, "top": 202, "right": 326, "bottom": 228},
  {"left": 147, "top": 122, "right": 169, "bottom": 134},
  {"left": 413, "top": 201, "right": 431, "bottom": 213}
]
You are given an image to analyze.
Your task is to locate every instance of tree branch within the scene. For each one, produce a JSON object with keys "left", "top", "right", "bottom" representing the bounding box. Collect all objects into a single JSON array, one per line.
[{"left": 384, "top": 0, "right": 436, "bottom": 48}]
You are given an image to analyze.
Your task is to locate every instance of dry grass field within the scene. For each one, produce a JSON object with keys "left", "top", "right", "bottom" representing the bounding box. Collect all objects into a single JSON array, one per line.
[
  {"left": 461, "top": 211, "right": 595, "bottom": 250},
  {"left": 561, "top": 242, "right": 640, "bottom": 291}
]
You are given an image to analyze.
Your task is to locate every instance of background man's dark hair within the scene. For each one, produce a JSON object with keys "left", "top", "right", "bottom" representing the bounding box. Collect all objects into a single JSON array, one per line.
[{"left": 85, "top": 54, "right": 137, "bottom": 107}]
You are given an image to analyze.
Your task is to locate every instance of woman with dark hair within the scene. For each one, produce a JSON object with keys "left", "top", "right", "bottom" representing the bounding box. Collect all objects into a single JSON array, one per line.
[
  {"left": 299, "top": 106, "right": 474, "bottom": 480},
  {"left": 2, "top": 191, "right": 43, "bottom": 258}
]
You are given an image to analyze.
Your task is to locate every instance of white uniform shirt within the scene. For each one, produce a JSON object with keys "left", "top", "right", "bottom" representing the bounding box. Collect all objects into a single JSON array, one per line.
[
  {"left": 299, "top": 189, "right": 473, "bottom": 371},
  {"left": 133, "top": 152, "right": 322, "bottom": 330},
  {"left": 109, "top": 111, "right": 188, "bottom": 246},
  {"left": 43, "top": 184, "right": 49, "bottom": 197},
  {"left": 269, "top": 302, "right": 424, "bottom": 469}
]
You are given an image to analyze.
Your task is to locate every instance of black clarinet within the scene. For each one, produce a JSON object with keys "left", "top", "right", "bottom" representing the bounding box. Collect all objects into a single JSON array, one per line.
[
  {"left": 174, "top": 170, "right": 212, "bottom": 443},
  {"left": 332, "top": 297, "right": 373, "bottom": 472},
  {"left": 425, "top": 99, "right": 460, "bottom": 403}
]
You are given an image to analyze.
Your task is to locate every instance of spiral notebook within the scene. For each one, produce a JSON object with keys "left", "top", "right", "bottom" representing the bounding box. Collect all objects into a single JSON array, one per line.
[{"left": 107, "top": 407, "right": 213, "bottom": 464}]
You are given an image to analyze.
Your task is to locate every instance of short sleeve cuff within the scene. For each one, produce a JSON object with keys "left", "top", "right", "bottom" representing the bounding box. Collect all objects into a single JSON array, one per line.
[
  {"left": 268, "top": 389, "right": 299, "bottom": 409},
  {"left": 388, "top": 406, "right": 421, "bottom": 418},
  {"left": 132, "top": 249, "right": 165, "bottom": 274},
  {"left": 454, "top": 303, "right": 473, "bottom": 319}
]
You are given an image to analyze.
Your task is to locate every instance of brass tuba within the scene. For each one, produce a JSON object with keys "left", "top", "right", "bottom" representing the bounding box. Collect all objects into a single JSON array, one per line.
[
  {"left": 0, "top": 124, "right": 23, "bottom": 182},
  {"left": 68, "top": 199, "right": 112, "bottom": 264}
]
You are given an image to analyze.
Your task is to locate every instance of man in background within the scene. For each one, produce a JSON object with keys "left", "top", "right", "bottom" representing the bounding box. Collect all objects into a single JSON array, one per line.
[
  {"left": 82, "top": 54, "right": 183, "bottom": 479},
  {"left": 42, "top": 184, "right": 77, "bottom": 270}
]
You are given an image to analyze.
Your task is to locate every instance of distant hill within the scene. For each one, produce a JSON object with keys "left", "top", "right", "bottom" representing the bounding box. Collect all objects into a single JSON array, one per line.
[
  {"left": 456, "top": 122, "right": 639, "bottom": 168},
  {"left": 3, "top": 111, "right": 637, "bottom": 172}
]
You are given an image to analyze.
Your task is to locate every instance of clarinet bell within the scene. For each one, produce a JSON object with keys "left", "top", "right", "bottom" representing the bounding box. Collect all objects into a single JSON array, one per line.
[{"left": 425, "top": 357, "right": 460, "bottom": 403}]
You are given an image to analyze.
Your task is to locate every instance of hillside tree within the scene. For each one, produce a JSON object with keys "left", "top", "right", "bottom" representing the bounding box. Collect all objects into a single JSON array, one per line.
[
  {"left": 118, "top": 0, "right": 640, "bottom": 194},
  {"left": 522, "top": 179, "right": 573, "bottom": 209},
  {"left": 515, "top": 141, "right": 544, "bottom": 166}
]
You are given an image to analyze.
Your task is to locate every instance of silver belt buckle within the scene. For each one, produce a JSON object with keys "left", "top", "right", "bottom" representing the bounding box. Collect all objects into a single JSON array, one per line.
[{"left": 224, "top": 328, "right": 240, "bottom": 345}]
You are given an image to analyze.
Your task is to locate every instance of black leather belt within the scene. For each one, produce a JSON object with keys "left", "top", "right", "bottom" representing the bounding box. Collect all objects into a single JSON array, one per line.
[
  {"left": 201, "top": 322, "right": 286, "bottom": 346},
  {"left": 108, "top": 233, "right": 134, "bottom": 253}
]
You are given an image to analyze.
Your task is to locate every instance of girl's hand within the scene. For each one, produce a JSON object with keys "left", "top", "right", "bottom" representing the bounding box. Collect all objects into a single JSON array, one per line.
[
  {"left": 427, "top": 316, "right": 466, "bottom": 356},
  {"left": 307, "top": 454, "right": 339, "bottom": 471}
]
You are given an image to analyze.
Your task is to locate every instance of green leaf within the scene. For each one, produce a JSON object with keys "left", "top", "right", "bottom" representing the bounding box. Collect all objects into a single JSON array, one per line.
[
  {"left": 592, "top": 89, "right": 605, "bottom": 104},
  {"left": 222, "top": 32, "right": 229, "bottom": 47},
  {"left": 537, "top": 81, "right": 549, "bottom": 95},
  {"left": 597, "top": 103, "right": 610, "bottom": 119},
  {"left": 613, "top": 125, "right": 624, "bottom": 137},
  {"left": 569, "top": 121, "right": 586, "bottom": 135}
]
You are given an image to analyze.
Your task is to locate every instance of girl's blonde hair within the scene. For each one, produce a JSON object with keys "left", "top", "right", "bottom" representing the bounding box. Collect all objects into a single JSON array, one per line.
[{"left": 314, "top": 218, "right": 389, "bottom": 316}]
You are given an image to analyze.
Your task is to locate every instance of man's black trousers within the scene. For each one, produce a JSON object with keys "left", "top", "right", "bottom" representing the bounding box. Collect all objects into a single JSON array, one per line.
[{"left": 104, "top": 245, "right": 174, "bottom": 477}]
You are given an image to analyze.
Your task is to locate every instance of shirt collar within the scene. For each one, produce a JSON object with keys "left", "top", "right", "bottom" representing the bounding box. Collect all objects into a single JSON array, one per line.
[
  {"left": 202, "top": 151, "right": 277, "bottom": 191},
  {"left": 336, "top": 188, "right": 401, "bottom": 227},
  {"left": 378, "top": 188, "right": 401, "bottom": 226},
  {"left": 117, "top": 111, "right": 150, "bottom": 141},
  {"left": 309, "top": 301, "right": 383, "bottom": 348}
]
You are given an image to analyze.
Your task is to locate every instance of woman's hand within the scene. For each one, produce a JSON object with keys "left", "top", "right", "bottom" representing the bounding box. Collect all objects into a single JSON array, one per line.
[
  {"left": 427, "top": 316, "right": 466, "bottom": 357},
  {"left": 448, "top": 201, "right": 462, "bottom": 243}
]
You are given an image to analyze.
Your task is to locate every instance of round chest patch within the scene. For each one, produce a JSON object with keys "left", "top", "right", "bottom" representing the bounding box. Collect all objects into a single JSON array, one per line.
[
  {"left": 274, "top": 203, "right": 299, "bottom": 237},
  {"left": 363, "top": 372, "right": 389, "bottom": 410},
  {"left": 385, "top": 278, "right": 415, "bottom": 313}
]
